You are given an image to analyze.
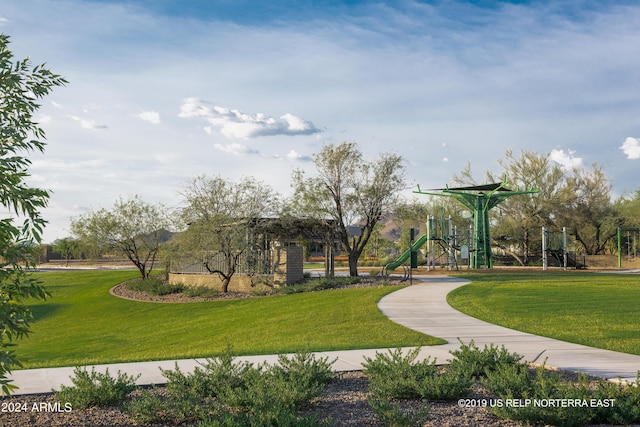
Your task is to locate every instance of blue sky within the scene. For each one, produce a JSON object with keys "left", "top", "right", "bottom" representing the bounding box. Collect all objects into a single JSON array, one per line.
[{"left": 2, "top": 0, "right": 640, "bottom": 242}]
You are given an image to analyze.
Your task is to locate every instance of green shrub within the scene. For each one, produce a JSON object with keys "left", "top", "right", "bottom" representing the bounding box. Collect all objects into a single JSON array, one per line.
[
  {"left": 448, "top": 340, "right": 523, "bottom": 379},
  {"left": 482, "top": 361, "right": 533, "bottom": 398},
  {"left": 363, "top": 347, "right": 471, "bottom": 401},
  {"left": 183, "top": 285, "right": 220, "bottom": 298},
  {"left": 485, "top": 363, "right": 640, "bottom": 427},
  {"left": 278, "top": 275, "right": 363, "bottom": 294},
  {"left": 363, "top": 348, "right": 437, "bottom": 399},
  {"left": 55, "top": 367, "right": 139, "bottom": 409},
  {"left": 368, "top": 396, "right": 430, "bottom": 427},
  {"left": 125, "top": 277, "right": 184, "bottom": 296},
  {"left": 126, "top": 347, "right": 334, "bottom": 425},
  {"left": 197, "top": 409, "right": 332, "bottom": 427},
  {"left": 124, "top": 387, "right": 167, "bottom": 424},
  {"left": 415, "top": 369, "right": 473, "bottom": 401},
  {"left": 269, "top": 351, "right": 335, "bottom": 407},
  {"left": 590, "top": 372, "right": 640, "bottom": 425},
  {"left": 488, "top": 366, "right": 594, "bottom": 427}
]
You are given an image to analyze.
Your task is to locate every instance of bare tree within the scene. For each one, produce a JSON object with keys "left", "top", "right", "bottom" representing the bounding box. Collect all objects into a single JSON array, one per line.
[
  {"left": 291, "top": 142, "right": 405, "bottom": 276},
  {"left": 179, "top": 175, "right": 280, "bottom": 293}
]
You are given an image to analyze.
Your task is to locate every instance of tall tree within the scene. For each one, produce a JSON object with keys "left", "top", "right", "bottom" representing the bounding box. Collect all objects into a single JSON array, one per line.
[
  {"left": 451, "top": 151, "right": 568, "bottom": 265},
  {"left": 0, "top": 34, "right": 66, "bottom": 395},
  {"left": 291, "top": 142, "right": 405, "bottom": 276},
  {"left": 615, "top": 189, "right": 640, "bottom": 229},
  {"left": 487, "top": 150, "right": 568, "bottom": 265},
  {"left": 559, "top": 164, "right": 617, "bottom": 255},
  {"left": 179, "top": 175, "right": 280, "bottom": 293},
  {"left": 70, "top": 196, "right": 174, "bottom": 279}
]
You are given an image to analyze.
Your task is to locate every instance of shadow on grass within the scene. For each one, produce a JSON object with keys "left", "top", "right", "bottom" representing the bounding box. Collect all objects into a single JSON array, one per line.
[{"left": 30, "top": 303, "right": 66, "bottom": 321}]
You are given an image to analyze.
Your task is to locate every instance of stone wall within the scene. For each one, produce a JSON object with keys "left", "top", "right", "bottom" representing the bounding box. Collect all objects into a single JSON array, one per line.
[
  {"left": 168, "top": 272, "right": 273, "bottom": 293},
  {"left": 273, "top": 246, "right": 304, "bottom": 284}
]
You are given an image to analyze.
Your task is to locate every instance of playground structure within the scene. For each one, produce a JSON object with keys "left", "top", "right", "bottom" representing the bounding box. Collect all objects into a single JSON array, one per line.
[
  {"left": 541, "top": 226, "right": 582, "bottom": 270},
  {"left": 383, "top": 214, "right": 471, "bottom": 278},
  {"left": 383, "top": 179, "right": 538, "bottom": 276},
  {"left": 618, "top": 227, "right": 640, "bottom": 268},
  {"left": 414, "top": 180, "right": 538, "bottom": 268}
]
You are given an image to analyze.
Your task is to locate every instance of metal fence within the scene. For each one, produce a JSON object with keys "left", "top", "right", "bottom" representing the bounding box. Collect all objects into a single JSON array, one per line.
[{"left": 170, "top": 250, "right": 274, "bottom": 275}]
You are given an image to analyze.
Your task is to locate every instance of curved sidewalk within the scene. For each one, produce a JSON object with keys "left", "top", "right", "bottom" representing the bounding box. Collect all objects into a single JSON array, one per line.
[
  {"left": 378, "top": 275, "right": 640, "bottom": 383},
  {"left": 7, "top": 275, "right": 640, "bottom": 395}
]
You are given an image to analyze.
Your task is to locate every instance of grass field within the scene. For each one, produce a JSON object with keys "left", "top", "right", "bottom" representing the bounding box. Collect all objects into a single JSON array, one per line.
[
  {"left": 18, "top": 270, "right": 442, "bottom": 369},
  {"left": 447, "top": 271, "right": 640, "bottom": 355}
]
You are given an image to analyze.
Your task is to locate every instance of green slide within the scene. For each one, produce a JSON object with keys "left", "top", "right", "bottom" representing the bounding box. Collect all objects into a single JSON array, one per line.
[{"left": 384, "top": 234, "right": 428, "bottom": 273}]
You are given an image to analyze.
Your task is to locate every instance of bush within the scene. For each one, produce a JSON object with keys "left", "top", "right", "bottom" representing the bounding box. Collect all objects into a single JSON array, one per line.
[
  {"left": 125, "top": 348, "right": 334, "bottom": 425},
  {"left": 448, "top": 340, "right": 523, "bottom": 379},
  {"left": 591, "top": 372, "right": 640, "bottom": 425},
  {"left": 368, "top": 396, "right": 430, "bottom": 427},
  {"left": 363, "top": 348, "right": 437, "bottom": 399},
  {"left": 124, "top": 387, "right": 168, "bottom": 424},
  {"left": 55, "top": 367, "right": 139, "bottom": 409},
  {"left": 484, "top": 362, "right": 640, "bottom": 427},
  {"left": 488, "top": 365, "right": 594, "bottom": 427},
  {"left": 183, "top": 285, "right": 220, "bottom": 298},
  {"left": 481, "top": 361, "right": 533, "bottom": 398},
  {"left": 197, "top": 409, "right": 332, "bottom": 427},
  {"left": 269, "top": 351, "right": 336, "bottom": 407},
  {"left": 363, "top": 347, "right": 471, "bottom": 401},
  {"left": 125, "top": 277, "right": 184, "bottom": 296}
]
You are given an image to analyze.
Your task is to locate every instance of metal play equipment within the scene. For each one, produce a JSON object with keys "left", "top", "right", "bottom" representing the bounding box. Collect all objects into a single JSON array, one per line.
[
  {"left": 617, "top": 227, "right": 640, "bottom": 268},
  {"left": 541, "top": 226, "right": 582, "bottom": 270},
  {"left": 414, "top": 180, "right": 538, "bottom": 269},
  {"left": 383, "top": 214, "right": 470, "bottom": 278}
]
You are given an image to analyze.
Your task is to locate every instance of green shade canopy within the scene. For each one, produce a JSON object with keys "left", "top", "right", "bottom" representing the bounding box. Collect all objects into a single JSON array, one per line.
[{"left": 415, "top": 179, "right": 538, "bottom": 268}]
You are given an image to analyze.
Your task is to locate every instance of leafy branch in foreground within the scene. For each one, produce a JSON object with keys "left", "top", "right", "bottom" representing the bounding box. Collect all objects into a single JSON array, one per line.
[{"left": 0, "top": 32, "right": 66, "bottom": 395}]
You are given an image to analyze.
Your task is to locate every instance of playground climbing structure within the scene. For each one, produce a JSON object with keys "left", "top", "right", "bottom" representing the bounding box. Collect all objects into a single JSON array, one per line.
[
  {"left": 383, "top": 214, "right": 471, "bottom": 278},
  {"left": 414, "top": 179, "right": 538, "bottom": 269}
]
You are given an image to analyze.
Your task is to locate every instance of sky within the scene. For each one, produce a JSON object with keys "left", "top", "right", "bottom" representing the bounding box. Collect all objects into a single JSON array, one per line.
[{"left": 2, "top": 0, "right": 640, "bottom": 243}]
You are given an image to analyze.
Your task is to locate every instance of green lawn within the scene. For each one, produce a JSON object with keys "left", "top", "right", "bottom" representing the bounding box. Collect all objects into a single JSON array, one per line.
[
  {"left": 19, "top": 270, "right": 442, "bottom": 368},
  {"left": 447, "top": 272, "right": 640, "bottom": 355}
]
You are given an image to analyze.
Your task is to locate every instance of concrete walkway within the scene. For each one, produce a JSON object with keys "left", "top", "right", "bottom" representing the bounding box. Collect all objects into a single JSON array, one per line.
[
  {"left": 7, "top": 275, "right": 640, "bottom": 395},
  {"left": 378, "top": 276, "right": 640, "bottom": 383}
]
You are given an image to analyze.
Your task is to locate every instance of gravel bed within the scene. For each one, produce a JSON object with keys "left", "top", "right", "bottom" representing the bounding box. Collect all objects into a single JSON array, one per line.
[
  {"left": 109, "top": 276, "right": 404, "bottom": 303},
  {"left": 2, "top": 372, "right": 526, "bottom": 427}
]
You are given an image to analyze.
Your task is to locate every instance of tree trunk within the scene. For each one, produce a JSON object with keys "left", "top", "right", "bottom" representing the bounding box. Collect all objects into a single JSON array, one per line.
[
  {"left": 348, "top": 252, "right": 359, "bottom": 276},
  {"left": 221, "top": 277, "right": 230, "bottom": 293}
]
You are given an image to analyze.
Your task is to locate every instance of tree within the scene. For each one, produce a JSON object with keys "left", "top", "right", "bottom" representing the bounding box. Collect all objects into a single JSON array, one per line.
[
  {"left": 487, "top": 150, "right": 568, "bottom": 265},
  {"left": 0, "top": 33, "right": 66, "bottom": 395},
  {"left": 291, "top": 142, "right": 405, "bottom": 276},
  {"left": 52, "top": 237, "right": 80, "bottom": 267},
  {"left": 558, "top": 164, "right": 617, "bottom": 255},
  {"left": 70, "top": 196, "right": 174, "bottom": 279},
  {"left": 615, "top": 189, "right": 640, "bottom": 229},
  {"left": 179, "top": 175, "right": 280, "bottom": 293}
]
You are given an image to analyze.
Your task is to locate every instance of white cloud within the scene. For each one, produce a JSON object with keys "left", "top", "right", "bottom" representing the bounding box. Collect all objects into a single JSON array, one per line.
[
  {"left": 550, "top": 149, "right": 583, "bottom": 171},
  {"left": 179, "top": 98, "right": 321, "bottom": 139},
  {"left": 0, "top": 18, "right": 9, "bottom": 25},
  {"left": 285, "top": 150, "right": 312, "bottom": 161},
  {"left": 213, "top": 143, "right": 259, "bottom": 155},
  {"left": 68, "top": 115, "right": 108, "bottom": 130},
  {"left": 137, "top": 110, "right": 161, "bottom": 125},
  {"left": 620, "top": 137, "right": 640, "bottom": 160}
]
